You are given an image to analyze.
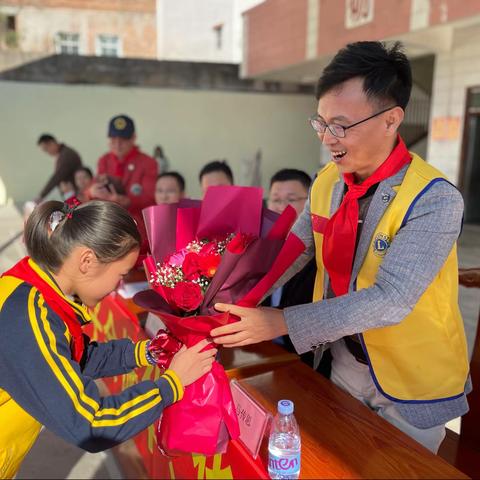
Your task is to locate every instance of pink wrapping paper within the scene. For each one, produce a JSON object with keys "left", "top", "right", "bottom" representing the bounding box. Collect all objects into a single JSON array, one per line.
[{"left": 146, "top": 311, "right": 239, "bottom": 456}]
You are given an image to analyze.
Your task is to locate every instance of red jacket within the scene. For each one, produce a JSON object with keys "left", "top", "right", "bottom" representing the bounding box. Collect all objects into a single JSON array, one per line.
[
  {"left": 97, "top": 147, "right": 157, "bottom": 253},
  {"left": 97, "top": 146, "right": 157, "bottom": 214}
]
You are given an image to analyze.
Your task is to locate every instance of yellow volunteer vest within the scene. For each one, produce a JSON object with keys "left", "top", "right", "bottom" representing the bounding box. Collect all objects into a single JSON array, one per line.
[
  {"left": 0, "top": 276, "right": 42, "bottom": 479},
  {"left": 310, "top": 154, "right": 469, "bottom": 401}
]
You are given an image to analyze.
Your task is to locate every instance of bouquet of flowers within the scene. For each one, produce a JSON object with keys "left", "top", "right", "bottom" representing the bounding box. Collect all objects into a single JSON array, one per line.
[{"left": 134, "top": 186, "right": 305, "bottom": 456}]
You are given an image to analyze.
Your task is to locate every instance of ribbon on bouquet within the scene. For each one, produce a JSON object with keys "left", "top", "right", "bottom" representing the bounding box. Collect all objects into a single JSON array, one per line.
[{"left": 148, "top": 329, "right": 183, "bottom": 369}]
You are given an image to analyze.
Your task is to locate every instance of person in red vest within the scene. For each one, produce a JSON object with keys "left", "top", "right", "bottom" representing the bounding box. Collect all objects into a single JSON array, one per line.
[
  {"left": 90, "top": 115, "right": 157, "bottom": 248},
  {"left": 0, "top": 200, "right": 216, "bottom": 479}
]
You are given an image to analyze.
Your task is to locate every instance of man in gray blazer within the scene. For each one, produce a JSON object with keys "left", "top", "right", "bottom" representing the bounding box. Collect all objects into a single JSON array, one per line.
[{"left": 211, "top": 41, "right": 470, "bottom": 453}]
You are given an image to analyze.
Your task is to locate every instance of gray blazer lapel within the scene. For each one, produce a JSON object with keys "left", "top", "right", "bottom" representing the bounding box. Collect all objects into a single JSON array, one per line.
[
  {"left": 330, "top": 179, "right": 344, "bottom": 215},
  {"left": 350, "top": 164, "right": 410, "bottom": 286}
]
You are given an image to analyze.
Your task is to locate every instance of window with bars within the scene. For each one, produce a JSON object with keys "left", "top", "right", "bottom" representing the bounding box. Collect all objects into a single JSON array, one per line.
[
  {"left": 54, "top": 32, "right": 80, "bottom": 55},
  {"left": 96, "top": 34, "right": 121, "bottom": 57}
]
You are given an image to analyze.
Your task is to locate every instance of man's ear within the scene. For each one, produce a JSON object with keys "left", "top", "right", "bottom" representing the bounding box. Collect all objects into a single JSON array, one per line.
[
  {"left": 78, "top": 248, "right": 97, "bottom": 274},
  {"left": 385, "top": 106, "right": 404, "bottom": 136}
]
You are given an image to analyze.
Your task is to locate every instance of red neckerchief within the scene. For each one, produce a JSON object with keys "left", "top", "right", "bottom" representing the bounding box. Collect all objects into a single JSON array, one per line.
[
  {"left": 109, "top": 146, "right": 139, "bottom": 178},
  {"left": 3, "top": 257, "right": 85, "bottom": 362},
  {"left": 322, "top": 136, "right": 411, "bottom": 297}
]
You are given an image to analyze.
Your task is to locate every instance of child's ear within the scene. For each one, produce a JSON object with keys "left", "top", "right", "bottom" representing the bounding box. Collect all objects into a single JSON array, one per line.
[{"left": 78, "top": 248, "right": 97, "bottom": 274}]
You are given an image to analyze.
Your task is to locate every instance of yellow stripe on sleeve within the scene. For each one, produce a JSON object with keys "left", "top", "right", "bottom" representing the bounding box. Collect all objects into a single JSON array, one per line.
[
  {"left": 28, "top": 289, "right": 95, "bottom": 423},
  {"left": 32, "top": 292, "right": 161, "bottom": 427},
  {"left": 92, "top": 395, "right": 161, "bottom": 427}
]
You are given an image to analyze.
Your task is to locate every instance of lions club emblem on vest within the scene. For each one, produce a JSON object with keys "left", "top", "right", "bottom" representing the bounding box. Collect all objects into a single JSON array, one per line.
[{"left": 373, "top": 233, "right": 390, "bottom": 257}]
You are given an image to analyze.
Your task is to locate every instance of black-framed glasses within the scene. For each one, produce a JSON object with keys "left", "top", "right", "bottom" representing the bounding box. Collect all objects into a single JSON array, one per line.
[{"left": 309, "top": 105, "right": 397, "bottom": 138}]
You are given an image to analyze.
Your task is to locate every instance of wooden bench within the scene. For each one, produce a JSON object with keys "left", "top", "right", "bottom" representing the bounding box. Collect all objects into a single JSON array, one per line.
[{"left": 438, "top": 267, "right": 480, "bottom": 478}]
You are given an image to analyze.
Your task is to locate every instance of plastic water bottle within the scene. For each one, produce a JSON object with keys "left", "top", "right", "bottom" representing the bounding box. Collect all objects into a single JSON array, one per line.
[{"left": 268, "top": 399, "right": 301, "bottom": 479}]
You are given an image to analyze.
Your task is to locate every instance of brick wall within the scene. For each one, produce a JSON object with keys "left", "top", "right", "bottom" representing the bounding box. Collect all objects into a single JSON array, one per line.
[
  {"left": 243, "top": 0, "right": 480, "bottom": 78},
  {"left": 316, "top": 0, "right": 411, "bottom": 57},
  {"left": 245, "top": 0, "right": 308, "bottom": 77},
  {"left": 429, "top": 0, "right": 480, "bottom": 26}
]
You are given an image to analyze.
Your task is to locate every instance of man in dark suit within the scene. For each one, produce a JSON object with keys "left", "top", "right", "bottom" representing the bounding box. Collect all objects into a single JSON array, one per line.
[{"left": 264, "top": 169, "right": 332, "bottom": 376}]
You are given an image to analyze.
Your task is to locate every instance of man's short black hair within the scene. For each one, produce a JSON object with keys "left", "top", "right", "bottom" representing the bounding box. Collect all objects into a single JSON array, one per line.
[
  {"left": 37, "top": 134, "right": 57, "bottom": 145},
  {"left": 270, "top": 169, "right": 312, "bottom": 190},
  {"left": 198, "top": 160, "right": 234, "bottom": 184},
  {"left": 315, "top": 41, "right": 412, "bottom": 110},
  {"left": 157, "top": 171, "right": 185, "bottom": 192}
]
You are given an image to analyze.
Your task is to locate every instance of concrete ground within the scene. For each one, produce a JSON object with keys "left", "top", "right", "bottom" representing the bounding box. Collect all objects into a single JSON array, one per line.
[{"left": 6, "top": 217, "right": 480, "bottom": 479}]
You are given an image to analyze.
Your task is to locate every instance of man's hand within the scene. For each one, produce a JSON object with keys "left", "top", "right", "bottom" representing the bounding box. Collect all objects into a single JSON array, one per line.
[
  {"left": 88, "top": 182, "right": 131, "bottom": 207},
  {"left": 210, "top": 304, "right": 288, "bottom": 347},
  {"left": 89, "top": 181, "right": 112, "bottom": 201}
]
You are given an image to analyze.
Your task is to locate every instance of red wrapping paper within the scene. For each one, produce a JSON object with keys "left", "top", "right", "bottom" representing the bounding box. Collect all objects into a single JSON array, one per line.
[{"left": 135, "top": 186, "right": 305, "bottom": 457}]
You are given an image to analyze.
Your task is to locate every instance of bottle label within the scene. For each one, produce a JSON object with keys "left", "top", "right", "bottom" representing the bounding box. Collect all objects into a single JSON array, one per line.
[{"left": 268, "top": 452, "right": 300, "bottom": 476}]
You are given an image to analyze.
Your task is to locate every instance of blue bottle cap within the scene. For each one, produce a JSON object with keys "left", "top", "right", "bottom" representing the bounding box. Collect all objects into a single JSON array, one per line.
[{"left": 278, "top": 399, "right": 294, "bottom": 415}]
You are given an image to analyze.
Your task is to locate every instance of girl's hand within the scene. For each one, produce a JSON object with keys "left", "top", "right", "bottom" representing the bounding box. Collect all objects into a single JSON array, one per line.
[{"left": 168, "top": 339, "right": 217, "bottom": 387}]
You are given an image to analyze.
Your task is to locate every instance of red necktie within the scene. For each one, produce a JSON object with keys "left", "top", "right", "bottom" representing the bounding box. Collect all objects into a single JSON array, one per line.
[{"left": 322, "top": 136, "right": 411, "bottom": 297}]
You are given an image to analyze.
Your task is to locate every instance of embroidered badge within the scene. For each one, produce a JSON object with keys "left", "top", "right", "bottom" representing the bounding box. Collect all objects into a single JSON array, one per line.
[
  {"left": 130, "top": 183, "right": 143, "bottom": 196},
  {"left": 373, "top": 232, "right": 390, "bottom": 257},
  {"left": 114, "top": 117, "right": 127, "bottom": 130}
]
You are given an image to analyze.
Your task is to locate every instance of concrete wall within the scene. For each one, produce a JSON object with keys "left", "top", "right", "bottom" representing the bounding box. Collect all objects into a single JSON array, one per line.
[
  {"left": 0, "top": 80, "right": 320, "bottom": 203},
  {"left": 156, "top": 0, "right": 265, "bottom": 64},
  {"left": 427, "top": 28, "right": 480, "bottom": 183}
]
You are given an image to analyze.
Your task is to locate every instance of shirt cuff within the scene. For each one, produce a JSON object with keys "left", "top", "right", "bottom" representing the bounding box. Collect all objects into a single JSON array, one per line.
[
  {"left": 161, "top": 369, "right": 184, "bottom": 403},
  {"left": 134, "top": 340, "right": 150, "bottom": 367}
]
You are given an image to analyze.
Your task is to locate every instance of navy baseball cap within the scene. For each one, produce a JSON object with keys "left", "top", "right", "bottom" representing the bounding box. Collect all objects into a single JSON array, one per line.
[{"left": 108, "top": 115, "right": 135, "bottom": 138}]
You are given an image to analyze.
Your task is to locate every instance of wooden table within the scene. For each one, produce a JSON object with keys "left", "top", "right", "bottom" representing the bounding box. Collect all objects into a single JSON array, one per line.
[
  {"left": 239, "top": 361, "right": 469, "bottom": 479},
  {"left": 90, "top": 295, "right": 468, "bottom": 479}
]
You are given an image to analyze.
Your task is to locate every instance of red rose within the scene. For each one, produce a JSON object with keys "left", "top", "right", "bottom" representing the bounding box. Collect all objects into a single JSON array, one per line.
[
  {"left": 200, "top": 241, "right": 217, "bottom": 256},
  {"left": 171, "top": 281, "right": 203, "bottom": 311},
  {"left": 182, "top": 252, "right": 201, "bottom": 280},
  {"left": 198, "top": 253, "right": 221, "bottom": 278},
  {"left": 227, "top": 233, "right": 255, "bottom": 254}
]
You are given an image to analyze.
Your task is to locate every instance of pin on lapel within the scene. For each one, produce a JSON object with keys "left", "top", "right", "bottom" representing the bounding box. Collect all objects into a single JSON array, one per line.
[{"left": 381, "top": 192, "right": 391, "bottom": 203}]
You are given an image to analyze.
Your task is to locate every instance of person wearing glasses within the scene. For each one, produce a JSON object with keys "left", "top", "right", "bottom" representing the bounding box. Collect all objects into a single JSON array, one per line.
[
  {"left": 211, "top": 41, "right": 470, "bottom": 453},
  {"left": 265, "top": 169, "right": 314, "bottom": 311},
  {"left": 264, "top": 169, "right": 331, "bottom": 375}
]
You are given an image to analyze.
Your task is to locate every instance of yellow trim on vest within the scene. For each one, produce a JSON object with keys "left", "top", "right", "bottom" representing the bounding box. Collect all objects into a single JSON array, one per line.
[
  {"left": 310, "top": 162, "right": 340, "bottom": 301},
  {"left": 310, "top": 154, "right": 469, "bottom": 401},
  {"left": 0, "top": 390, "right": 41, "bottom": 480}
]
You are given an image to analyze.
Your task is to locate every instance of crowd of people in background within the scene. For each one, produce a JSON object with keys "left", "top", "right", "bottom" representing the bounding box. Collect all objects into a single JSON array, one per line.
[{"left": 35, "top": 113, "right": 314, "bottom": 251}]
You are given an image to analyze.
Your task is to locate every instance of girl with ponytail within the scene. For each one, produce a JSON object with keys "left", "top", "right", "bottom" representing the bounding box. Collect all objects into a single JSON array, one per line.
[{"left": 0, "top": 200, "right": 216, "bottom": 479}]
